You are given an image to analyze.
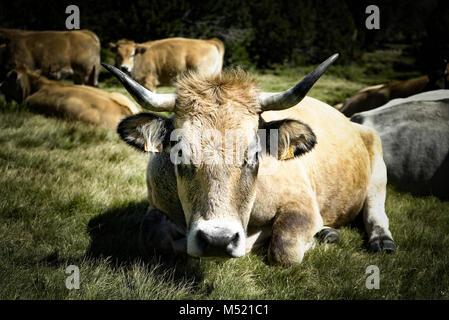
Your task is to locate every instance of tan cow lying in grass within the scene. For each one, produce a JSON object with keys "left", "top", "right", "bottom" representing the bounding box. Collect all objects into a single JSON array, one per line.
[
  {"left": 108, "top": 37, "right": 225, "bottom": 91},
  {"left": 103, "top": 54, "right": 396, "bottom": 266},
  {"left": 0, "top": 67, "right": 139, "bottom": 128}
]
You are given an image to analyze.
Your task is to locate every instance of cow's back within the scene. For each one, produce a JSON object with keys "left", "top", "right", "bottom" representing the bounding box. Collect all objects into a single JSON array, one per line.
[
  {"left": 340, "top": 86, "right": 389, "bottom": 116},
  {"left": 133, "top": 38, "right": 223, "bottom": 85},
  {"left": 26, "top": 83, "right": 135, "bottom": 128}
]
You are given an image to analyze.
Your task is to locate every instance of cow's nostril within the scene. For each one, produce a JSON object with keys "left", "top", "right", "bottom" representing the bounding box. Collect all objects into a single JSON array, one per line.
[
  {"left": 196, "top": 230, "right": 209, "bottom": 249},
  {"left": 231, "top": 232, "right": 239, "bottom": 245},
  {"left": 196, "top": 229, "right": 239, "bottom": 255}
]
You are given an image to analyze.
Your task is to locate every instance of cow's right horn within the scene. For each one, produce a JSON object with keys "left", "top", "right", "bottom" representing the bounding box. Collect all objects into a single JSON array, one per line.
[{"left": 101, "top": 63, "right": 176, "bottom": 112}]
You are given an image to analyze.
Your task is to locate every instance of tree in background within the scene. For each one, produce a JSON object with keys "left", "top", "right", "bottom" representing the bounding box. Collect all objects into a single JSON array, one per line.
[{"left": 0, "top": 0, "right": 447, "bottom": 69}]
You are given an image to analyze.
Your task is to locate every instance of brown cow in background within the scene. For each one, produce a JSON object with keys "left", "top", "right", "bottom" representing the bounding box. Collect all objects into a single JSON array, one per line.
[
  {"left": 0, "top": 28, "right": 101, "bottom": 86},
  {"left": 109, "top": 37, "right": 225, "bottom": 91},
  {"left": 0, "top": 66, "right": 139, "bottom": 128},
  {"left": 336, "top": 64, "right": 449, "bottom": 116}
]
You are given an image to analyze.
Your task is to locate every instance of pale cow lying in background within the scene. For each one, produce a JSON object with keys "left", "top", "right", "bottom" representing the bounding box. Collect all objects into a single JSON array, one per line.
[
  {"left": 0, "top": 67, "right": 140, "bottom": 128},
  {"left": 108, "top": 37, "right": 225, "bottom": 91},
  {"left": 103, "top": 53, "right": 396, "bottom": 266}
]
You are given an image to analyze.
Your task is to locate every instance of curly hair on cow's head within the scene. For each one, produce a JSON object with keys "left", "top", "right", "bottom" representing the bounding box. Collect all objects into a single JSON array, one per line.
[{"left": 174, "top": 67, "right": 262, "bottom": 120}]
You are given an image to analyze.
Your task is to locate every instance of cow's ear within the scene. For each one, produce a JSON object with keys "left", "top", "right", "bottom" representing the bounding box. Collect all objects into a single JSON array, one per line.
[
  {"left": 108, "top": 42, "right": 117, "bottom": 49},
  {"left": 260, "top": 119, "right": 316, "bottom": 160},
  {"left": 135, "top": 46, "right": 147, "bottom": 55},
  {"left": 117, "top": 113, "right": 173, "bottom": 152}
]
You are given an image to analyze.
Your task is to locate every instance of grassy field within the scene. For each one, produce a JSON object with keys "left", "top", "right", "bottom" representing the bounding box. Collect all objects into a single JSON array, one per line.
[{"left": 1, "top": 52, "right": 449, "bottom": 299}]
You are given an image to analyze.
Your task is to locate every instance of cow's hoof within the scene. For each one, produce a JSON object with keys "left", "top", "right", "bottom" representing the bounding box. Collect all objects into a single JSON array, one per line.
[
  {"left": 369, "top": 236, "right": 396, "bottom": 253},
  {"left": 316, "top": 228, "right": 339, "bottom": 244}
]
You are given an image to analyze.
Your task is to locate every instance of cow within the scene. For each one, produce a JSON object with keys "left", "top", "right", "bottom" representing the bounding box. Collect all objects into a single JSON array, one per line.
[
  {"left": 108, "top": 39, "right": 153, "bottom": 72},
  {"left": 102, "top": 53, "right": 396, "bottom": 266},
  {"left": 351, "top": 90, "right": 449, "bottom": 199},
  {"left": 108, "top": 37, "right": 225, "bottom": 91},
  {"left": 0, "top": 66, "right": 140, "bottom": 128},
  {"left": 336, "top": 65, "right": 449, "bottom": 117},
  {"left": 0, "top": 28, "right": 100, "bottom": 86}
]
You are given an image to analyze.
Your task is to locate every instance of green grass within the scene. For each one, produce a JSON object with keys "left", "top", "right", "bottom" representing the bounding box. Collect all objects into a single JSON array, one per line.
[{"left": 1, "top": 57, "right": 449, "bottom": 299}]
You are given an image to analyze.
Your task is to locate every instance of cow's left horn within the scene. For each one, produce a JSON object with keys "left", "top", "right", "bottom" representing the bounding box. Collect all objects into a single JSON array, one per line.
[
  {"left": 101, "top": 63, "right": 176, "bottom": 112},
  {"left": 259, "top": 53, "right": 339, "bottom": 111}
]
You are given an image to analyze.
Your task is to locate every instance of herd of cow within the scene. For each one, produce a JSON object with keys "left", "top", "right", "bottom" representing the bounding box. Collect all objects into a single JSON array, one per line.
[{"left": 1, "top": 27, "right": 448, "bottom": 265}]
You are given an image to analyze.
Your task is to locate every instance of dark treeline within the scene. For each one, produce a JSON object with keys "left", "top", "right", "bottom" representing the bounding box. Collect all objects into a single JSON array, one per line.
[{"left": 0, "top": 0, "right": 448, "bottom": 70}]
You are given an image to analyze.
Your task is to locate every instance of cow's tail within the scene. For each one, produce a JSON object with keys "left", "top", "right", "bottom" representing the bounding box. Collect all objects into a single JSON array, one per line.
[
  {"left": 88, "top": 64, "right": 99, "bottom": 87},
  {"left": 209, "top": 38, "right": 225, "bottom": 75}
]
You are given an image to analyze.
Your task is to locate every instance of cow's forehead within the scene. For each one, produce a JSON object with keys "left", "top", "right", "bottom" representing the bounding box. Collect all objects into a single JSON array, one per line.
[
  {"left": 116, "top": 40, "right": 135, "bottom": 50},
  {"left": 118, "top": 44, "right": 134, "bottom": 52},
  {"left": 173, "top": 68, "right": 262, "bottom": 133},
  {"left": 176, "top": 115, "right": 258, "bottom": 137},
  {"left": 173, "top": 118, "right": 258, "bottom": 168}
]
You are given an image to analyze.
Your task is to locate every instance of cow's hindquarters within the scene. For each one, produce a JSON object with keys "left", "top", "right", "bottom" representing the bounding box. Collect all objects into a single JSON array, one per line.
[{"left": 353, "top": 123, "right": 396, "bottom": 252}]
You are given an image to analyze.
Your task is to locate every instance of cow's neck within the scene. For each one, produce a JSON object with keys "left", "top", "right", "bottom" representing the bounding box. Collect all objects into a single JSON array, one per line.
[{"left": 27, "top": 73, "right": 53, "bottom": 94}]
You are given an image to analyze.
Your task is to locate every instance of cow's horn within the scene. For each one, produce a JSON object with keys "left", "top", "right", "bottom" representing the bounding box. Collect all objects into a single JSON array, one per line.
[
  {"left": 259, "top": 53, "right": 339, "bottom": 111},
  {"left": 101, "top": 63, "right": 176, "bottom": 112}
]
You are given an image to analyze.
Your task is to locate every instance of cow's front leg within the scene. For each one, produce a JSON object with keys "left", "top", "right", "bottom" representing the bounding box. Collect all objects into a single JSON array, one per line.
[
  {"left": 142, "top": 75, "right": 158, "bottom": 92},
  {"left": 268, "top": 207, "right": 322, "bottom": 265},
  {"left": 140, "top": 208, "right": 187, "bottom": 257}
]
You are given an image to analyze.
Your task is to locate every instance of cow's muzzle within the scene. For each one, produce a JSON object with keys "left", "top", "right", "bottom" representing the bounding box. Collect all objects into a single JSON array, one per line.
[
  {"left": 187, "top": 220, "right": 246, "bottom": 258},
  {"left": 120, "top": 65, "right": 131, "bottom": 73}
]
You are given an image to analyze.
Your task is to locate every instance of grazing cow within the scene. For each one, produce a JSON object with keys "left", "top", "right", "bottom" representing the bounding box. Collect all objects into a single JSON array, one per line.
[
  {"left": 103, "top": 54, "right": 396, "bottom": 266},
  {"left": 108, "top": 37, "right": 225, "bottom": 91},
  {"left": 0, "top": 28, "right": 100, "bottom": 86},
  {"left": 337, "top": 66, "right": 449, "bottom": 116},
  {"left": 351, "top": 90, "right": 449, "bottom": 199},
  {"left": 0, "top": 67, "right": 139, "bottom": 128}
]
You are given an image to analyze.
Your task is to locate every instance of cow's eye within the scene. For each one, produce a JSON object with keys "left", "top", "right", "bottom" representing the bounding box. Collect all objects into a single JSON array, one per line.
[{"left": 243, "top": 153, "right": 259, "bottom": 171}]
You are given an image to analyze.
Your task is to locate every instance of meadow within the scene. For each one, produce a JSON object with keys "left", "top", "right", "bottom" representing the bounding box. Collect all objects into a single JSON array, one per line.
[{"left": 1, "top": 49, "right": 448, "bottom": 299}]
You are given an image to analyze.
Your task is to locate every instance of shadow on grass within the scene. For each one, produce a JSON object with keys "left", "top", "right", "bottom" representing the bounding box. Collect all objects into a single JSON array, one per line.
[{"left": 85, "top": 200, "right": 204, "bottom": 287}]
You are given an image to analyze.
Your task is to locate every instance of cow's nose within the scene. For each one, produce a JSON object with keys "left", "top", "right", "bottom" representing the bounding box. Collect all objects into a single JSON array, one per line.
[
  {"left": 196, "top": 229, "right": 240, "bottom": 257},
  {"left": 120, "top": 65, "right": 130, "bottom": 73}
]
